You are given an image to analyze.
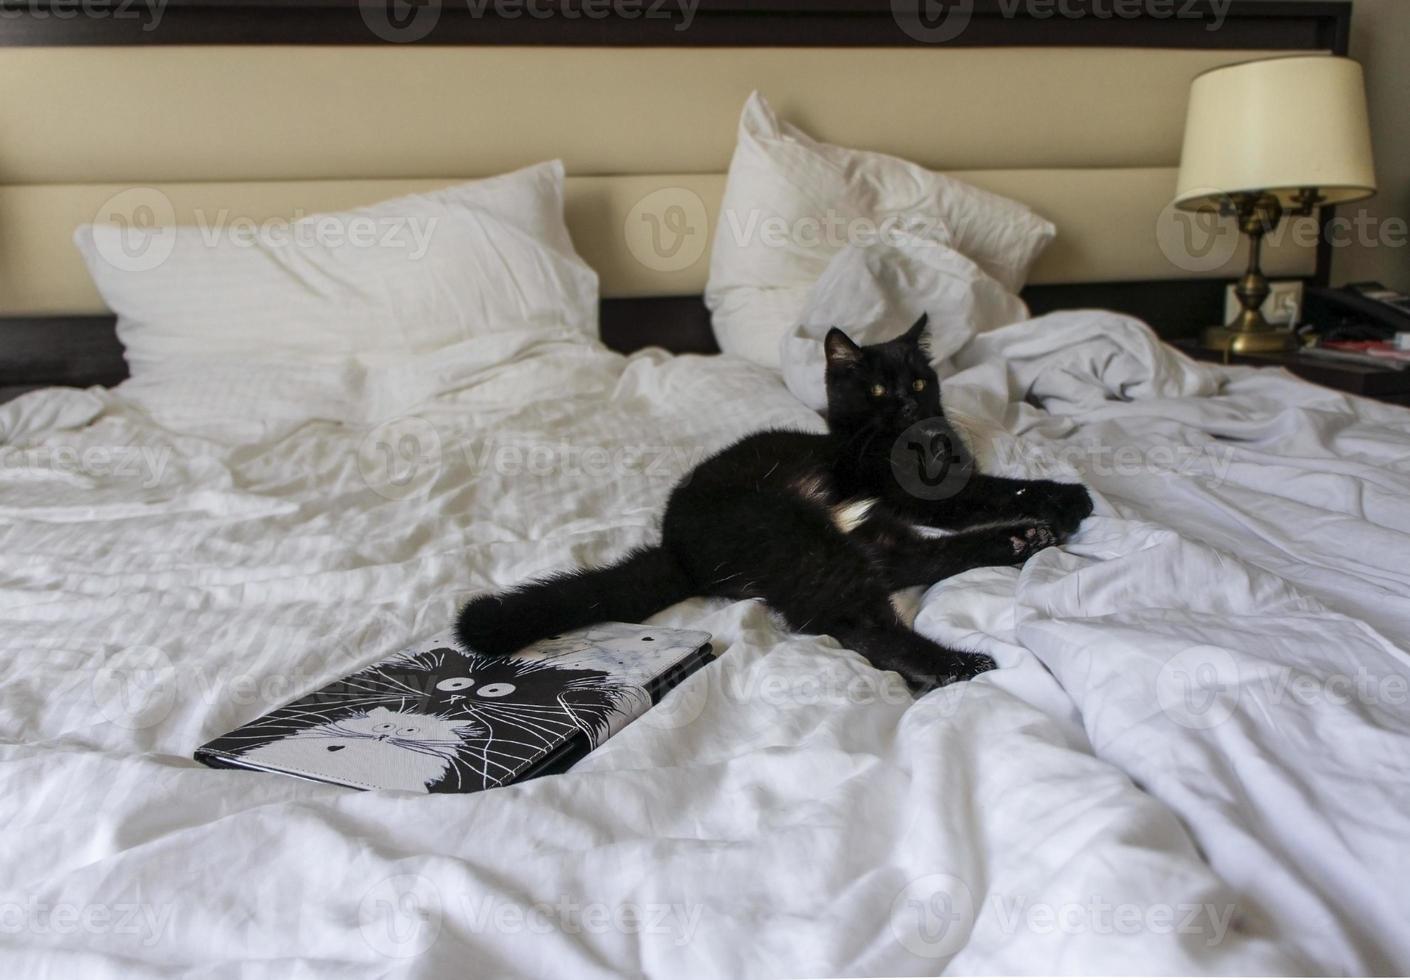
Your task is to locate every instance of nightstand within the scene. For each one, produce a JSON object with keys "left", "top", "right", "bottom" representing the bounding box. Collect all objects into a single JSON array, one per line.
[{"left": 1172, "top": 339, "right": 1410, "bottom": 407}]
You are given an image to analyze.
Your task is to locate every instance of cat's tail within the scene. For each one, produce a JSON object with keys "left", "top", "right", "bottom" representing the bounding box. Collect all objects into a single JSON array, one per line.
[{"left": 454, "top": 545, "right": 697, "bottom": 656}]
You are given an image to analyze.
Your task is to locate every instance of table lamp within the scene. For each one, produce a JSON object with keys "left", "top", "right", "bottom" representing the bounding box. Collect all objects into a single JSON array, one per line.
[{"left": 1173, "top": 55, "right": 1377, "bottom": 354}]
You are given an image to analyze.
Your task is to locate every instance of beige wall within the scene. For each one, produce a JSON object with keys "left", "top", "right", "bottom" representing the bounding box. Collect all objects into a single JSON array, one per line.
[{"left": 1306, "top": 0, "right": 1410, "bottom": 290}]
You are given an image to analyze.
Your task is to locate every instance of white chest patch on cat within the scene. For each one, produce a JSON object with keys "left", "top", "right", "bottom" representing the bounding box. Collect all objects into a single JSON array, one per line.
[{"left": 830, "top": 497, "right": 878, "bottom": 534}]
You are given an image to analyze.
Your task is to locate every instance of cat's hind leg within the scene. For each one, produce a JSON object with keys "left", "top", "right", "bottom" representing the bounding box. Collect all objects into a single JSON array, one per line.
[
  {"left": 677, "top": 491, "right": 995, "bottom": 694},
  {"left": 768, "top": 583, "right": 996, "bottom": 695},
  {"left": 857, "top": 515, "right": 1062, "bottom": 590},
  {"left": 831, "top": 620, "right": 997, "bottom": 695}
]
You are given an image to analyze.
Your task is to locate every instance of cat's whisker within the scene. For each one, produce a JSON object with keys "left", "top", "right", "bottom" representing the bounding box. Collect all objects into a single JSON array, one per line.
[
  {"left": 472, "top": 710, "right": 576, "bottom": 747},
  {"left": 470, "top": 702, "right": 575, "bottom": 733},
  {"left": 326, "top": 685, "right": 416, "bottom": 707},
  {"left": 466, "top": 700, "right": 577, "bottom": 725},
  {"left": 475, "top": 746, "right": 546, "bottom": 768},
  {"left": 472, "top": 702, "right": 578, "bottom": 730},
  {"left": 454, "top": 705, "right": 565, "bottom": 751},
  {"left": 470, "top": 724, "right": 560, "bottom": 753},
  {"left": 351, "top": 673, "right": 428, "bottom": 700},
  {"left": 461, "top": 735, "right": 552, "bottom": 755},
  {"left": 469, "top": 748, "right": 518, "bottom": 780}
]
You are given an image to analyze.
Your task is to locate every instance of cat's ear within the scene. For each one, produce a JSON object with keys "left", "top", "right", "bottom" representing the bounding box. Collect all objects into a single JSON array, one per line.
[
  {"left": 824, "top": 328, "right": 863, "bottom": 369},
  {"left": 902, "top": 313, "right": 929, "bottom": 349}
]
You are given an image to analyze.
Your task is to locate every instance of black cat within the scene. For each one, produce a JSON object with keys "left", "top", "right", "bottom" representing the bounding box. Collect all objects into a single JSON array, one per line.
[{"left": 457, "top": 315, "right": 1093, "bottom": 693}]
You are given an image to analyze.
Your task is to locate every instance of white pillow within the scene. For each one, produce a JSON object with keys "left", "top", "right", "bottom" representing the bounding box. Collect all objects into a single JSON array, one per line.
[
  {"left": 706, "top": 92, "right": 1055, "bottom": 368},
  {"left": 74, "top": 161, "right": 598, "bottom": 438},
  {"left": 781, "top": 236, "right": 1031, "bottom": 412}
]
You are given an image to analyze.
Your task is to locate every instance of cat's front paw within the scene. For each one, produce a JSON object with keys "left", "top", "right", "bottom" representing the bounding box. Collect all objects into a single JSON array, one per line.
[
  {"left": 1009, "top": 523, "right": 1058, "bottom": 561},
  {"left": 1035, "top": 482, "right": 1093, "bottom": 537},
  {"left": 904, "top": 653, "right": 998, "bottom": 696}
]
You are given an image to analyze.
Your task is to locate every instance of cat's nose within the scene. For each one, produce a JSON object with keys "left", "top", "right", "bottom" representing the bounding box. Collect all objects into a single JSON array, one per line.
[{"left": 899, "top": 401, "right": 920, "bottom": 420}]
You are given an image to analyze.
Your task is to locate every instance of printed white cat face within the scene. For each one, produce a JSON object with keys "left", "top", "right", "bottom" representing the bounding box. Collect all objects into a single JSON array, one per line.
[{"left": 241, "top": 707, "right": 477, "bottom": 793}]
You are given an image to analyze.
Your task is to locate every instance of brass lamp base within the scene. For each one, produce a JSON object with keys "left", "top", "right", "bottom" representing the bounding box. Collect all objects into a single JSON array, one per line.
[
  {"left": 1195, "top": 191, "right": 1306, "bottom": 358},
  {"left": 1201, "top": 322, "right": 1299, "bottom": 355}
]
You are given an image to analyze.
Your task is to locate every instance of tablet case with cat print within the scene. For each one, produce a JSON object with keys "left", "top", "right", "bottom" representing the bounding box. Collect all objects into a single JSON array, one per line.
[{"left": 195, "top": 624, "right": 714, "bottom": 794}]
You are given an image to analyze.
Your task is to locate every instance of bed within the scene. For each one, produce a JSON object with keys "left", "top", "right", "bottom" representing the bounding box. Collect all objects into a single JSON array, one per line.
[{"left": 4, "top": 2, "right": 1409, "bottom": 977}]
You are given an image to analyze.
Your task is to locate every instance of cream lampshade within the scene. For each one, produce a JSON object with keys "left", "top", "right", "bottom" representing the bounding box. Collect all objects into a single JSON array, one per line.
[{"left": 1173, "top": 55, "right": 1377, "bottom": 353}]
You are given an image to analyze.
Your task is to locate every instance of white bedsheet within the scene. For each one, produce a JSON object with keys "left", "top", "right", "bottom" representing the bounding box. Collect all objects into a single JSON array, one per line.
[{"left": 1, "top": 315, "right": 1407, "bottom": 977}]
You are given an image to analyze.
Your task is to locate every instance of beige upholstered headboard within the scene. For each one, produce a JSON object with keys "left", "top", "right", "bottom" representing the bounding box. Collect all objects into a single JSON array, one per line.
[
  {"left": 0, "top": 44, "right": 1323, "bottom": 311},
  {"left": 0, "top": 0, "right": 1352, "bottom": 393}
]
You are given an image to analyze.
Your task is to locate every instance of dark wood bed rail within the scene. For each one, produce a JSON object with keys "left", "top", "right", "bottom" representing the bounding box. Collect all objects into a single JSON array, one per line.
[{"left": 0, "top": 0, "right": 1351, "bottom": 49}]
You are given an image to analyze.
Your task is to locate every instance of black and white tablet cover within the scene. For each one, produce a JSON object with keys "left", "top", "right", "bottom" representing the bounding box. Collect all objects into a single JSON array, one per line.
[{"left": 195, "top": 624, "right": 713, "bottom": 794}]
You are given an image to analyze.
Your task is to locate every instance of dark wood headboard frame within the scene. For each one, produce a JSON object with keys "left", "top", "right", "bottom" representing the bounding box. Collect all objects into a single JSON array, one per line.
[{"left": 0, "top": 0, "right": 1351, "bottom": 401}]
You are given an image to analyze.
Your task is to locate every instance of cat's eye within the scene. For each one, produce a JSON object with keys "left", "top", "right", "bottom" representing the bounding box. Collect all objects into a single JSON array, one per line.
[
  {"left": 477, "top": 683, "right": 516, "bottom": 698},
  {"left": 870, "top": 384, "right": 886, "bottom": 398},
  {"left": 436, "top": 677, "right": 474, "bottom": 691},
  {"left": 912, "top": 379, "right": 926, "bottom": 391},
  {"left": 373, "top": 722, "right": 395, "bottom": 733},
  {"left": 399, "top": 727, "right": 419, "bottom": 735}
]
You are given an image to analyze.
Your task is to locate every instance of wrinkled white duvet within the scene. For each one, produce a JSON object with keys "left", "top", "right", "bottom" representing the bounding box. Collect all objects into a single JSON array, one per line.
[{"left": 2, "top": 314, "right": 1408, "bottom": 977}]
